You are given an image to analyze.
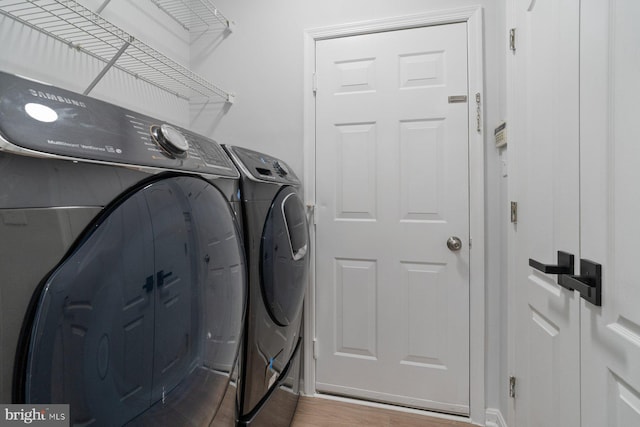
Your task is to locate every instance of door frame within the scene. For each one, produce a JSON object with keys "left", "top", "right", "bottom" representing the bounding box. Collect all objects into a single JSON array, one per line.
[{"left": 302, "top": 6, "right": 486, "bottom": 425}]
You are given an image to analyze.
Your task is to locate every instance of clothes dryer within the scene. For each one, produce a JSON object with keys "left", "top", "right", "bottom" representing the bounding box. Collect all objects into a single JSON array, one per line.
[
  {"left": 224, "top": 146, "right": 309, "bottom": 426},
  {"left": 0, "top": 71, "right": 246, "bottom": 426}
]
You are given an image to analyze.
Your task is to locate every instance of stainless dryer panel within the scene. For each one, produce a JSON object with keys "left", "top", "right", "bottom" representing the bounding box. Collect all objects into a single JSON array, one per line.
[{"left": 0, "top": 152, "right": 148, "bottom": 208}]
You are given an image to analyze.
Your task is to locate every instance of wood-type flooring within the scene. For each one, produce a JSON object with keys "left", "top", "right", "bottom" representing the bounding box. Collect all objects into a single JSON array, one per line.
[{"left": 291, "top": 397, "right": 472, "bottom": 427}]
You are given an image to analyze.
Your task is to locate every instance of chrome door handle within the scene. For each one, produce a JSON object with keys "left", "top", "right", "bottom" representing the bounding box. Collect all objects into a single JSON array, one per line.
[{"left": 447, "top": 236, "right": 462, "bottom": 251}]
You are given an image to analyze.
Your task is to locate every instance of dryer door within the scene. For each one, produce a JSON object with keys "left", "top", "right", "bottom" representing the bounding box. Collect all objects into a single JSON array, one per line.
[
  {"left": 260, "top": 186, "right": 309, "bottom": 327},
  {"left": 20, "top": 176, "right": 246, "bottom": 426}
]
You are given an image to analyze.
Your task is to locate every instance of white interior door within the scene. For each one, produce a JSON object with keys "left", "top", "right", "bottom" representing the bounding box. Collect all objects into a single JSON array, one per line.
[
  {"left": 580, "top": 1, "right": 640, "bottom": 425},
  {"left": 511, "top": 0, "right": 581, "bottom": 426},
  {"left": 314, "top": 23, "right": 470, "bottom": 414}
]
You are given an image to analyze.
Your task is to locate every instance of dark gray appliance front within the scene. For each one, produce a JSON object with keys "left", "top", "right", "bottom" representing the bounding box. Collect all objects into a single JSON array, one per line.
[
  {"left": 22, "top": 176, "right": 246, "bottom": 426},
  {"left": 261, "top": 185, "right": 308, "bottom": 327},
  {"left": 0, "top": 71, "right": 246, "bottom": 426},
  {"left": 224, "top": 146, "right": 309, "bottom": 426}
]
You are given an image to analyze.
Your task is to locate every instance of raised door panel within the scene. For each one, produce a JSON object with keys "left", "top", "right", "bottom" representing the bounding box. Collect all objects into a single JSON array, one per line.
[
  {"left": 334, "top": 123, "right": 377, "bottom": 220},
  {"left": 334, "top": 258, "right": 378, "bottom": 359},
  {"left": 399, "top": 119, "right": 444, "bottom": 222}
]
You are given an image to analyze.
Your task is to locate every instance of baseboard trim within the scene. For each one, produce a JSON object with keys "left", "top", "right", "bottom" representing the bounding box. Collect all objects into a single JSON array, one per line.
[
  {"left": 485, "top": 408, "right": 508, "bottom": 427},
  {"left": 302, "top": 392, "right": 509, "bottom": 427}
]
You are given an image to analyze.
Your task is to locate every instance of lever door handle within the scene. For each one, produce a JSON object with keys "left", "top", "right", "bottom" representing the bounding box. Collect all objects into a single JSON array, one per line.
[
  {"left": 558, "top": 259, "right": 602, "bottom": 306},
  {"left": 157, "top": 270, "right": 173, "bottom": 287},
  {"left": 142, "top": 275, "right": 154, "bottom": 293},
  {"left": 529, "top": 251, "right": 575, "bottom": 275}
]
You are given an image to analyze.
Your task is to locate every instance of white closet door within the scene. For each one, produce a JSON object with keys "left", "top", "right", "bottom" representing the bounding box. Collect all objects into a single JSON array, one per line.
[
  {"left": 314, "top": 23, "right": 470, "bottom": 414},
  {"left": 511, "top": 0, "right": 581, "bottom": 426},
  {"left": 580, "top": 1, "right": 640, "bottom": 425}
]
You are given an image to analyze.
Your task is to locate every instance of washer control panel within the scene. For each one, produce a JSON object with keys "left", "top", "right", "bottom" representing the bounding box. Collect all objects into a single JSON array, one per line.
[
  {"left": 273, "top": 160, "right": 289, "bottom": 177},
  {"left": 227, "top": 145, "right": 299, "bottom": 185},
  {"left": 0, "top": 71, "right": 238, "bottom": 177}
]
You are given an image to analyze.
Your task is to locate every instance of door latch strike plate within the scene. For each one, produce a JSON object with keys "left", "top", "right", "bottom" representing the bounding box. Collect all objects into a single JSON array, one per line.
[
  {"left": 511, "top": 201, "right": 518, "bottom": 223},
  {"left": 475, "top": 93, "right": 482, "bottom": 133},
  {"left": 448, "top": 95, "right": 467, "bottom": 103}
]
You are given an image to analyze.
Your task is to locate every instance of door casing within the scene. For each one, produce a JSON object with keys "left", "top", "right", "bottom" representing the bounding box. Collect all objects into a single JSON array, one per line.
[{"left": 302, "top": 6, "right": 485, "bottom": 425}]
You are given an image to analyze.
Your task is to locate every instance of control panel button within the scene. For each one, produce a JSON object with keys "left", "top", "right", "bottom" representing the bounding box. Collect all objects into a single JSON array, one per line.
[
  {"left": 273, "top": 161, "right": 289, "bottom": 176},
  {"left": 151, "top": 124, "right": 189, "bottom": 157}
]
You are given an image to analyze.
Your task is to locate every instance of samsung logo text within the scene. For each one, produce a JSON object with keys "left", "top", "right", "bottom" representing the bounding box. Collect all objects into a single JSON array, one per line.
[{"left": 28, "top": 89, "right": 86, "bottom": 108}]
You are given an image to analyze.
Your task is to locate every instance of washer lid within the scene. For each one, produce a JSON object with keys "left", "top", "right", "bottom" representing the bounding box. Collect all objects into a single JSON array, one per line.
[{"left": 0, "top": 71, "right": 239, "bottom": 177}]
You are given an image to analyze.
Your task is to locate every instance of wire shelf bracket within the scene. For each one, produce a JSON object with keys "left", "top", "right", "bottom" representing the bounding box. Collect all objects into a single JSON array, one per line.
[
  {"left": 0, "top": 0, "right": 235, "bottom": 104},
  {"left": 149, "top": 0, "right": 234, "bottom": 33}
]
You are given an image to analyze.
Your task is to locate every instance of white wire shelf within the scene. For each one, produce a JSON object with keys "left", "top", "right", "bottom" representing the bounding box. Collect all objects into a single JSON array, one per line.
[
  {"left": 0, "top": 0, "right": 235, "bottom": 102},
  {"left": 150, "top": 0, "right": 233, "bottom": 33}
]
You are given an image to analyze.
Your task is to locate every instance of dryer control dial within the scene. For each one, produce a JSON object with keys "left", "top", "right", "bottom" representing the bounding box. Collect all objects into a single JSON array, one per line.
[{"left": 151, "top": 124, "right": 189, "bottom": 157}]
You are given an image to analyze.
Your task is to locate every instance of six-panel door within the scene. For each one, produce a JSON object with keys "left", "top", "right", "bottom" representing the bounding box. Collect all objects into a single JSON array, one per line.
[{"left": 315, "top": 22, "right": 471, "bottom": 414}]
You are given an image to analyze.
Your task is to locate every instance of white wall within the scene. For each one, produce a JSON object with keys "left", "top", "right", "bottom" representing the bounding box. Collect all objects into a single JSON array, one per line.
[
  {"left": 191, "top": 0, "right": 509, "bottom": 418},
  {"left": 0, "top": 0, "right": 191, "bottom": 126}
]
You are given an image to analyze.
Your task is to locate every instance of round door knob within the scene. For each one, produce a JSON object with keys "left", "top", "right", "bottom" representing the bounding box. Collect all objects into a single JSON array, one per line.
[{"left": 447, "top": 236, "right": 463, "bottom": 251}]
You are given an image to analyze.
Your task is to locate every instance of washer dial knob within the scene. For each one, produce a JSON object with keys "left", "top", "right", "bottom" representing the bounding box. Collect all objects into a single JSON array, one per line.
[{"left": 151, "top": 124, "right": 189, "bottom": 157}]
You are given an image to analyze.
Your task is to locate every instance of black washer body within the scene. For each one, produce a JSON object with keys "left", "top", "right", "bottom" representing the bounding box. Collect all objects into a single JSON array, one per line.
[
  {"left": 0, "top": 71, "right": 246, "bottom": 426},
  {"left": 224, "top": 146, "right": 309, "bottom": 426}
]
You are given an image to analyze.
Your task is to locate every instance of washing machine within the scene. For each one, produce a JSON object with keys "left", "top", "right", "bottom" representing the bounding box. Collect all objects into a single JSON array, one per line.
[
  {"left": 223, "top": 146, "right": 309, "bottom": 426},
  {"left": 0, "top": 70, "right": 247, "bottom": 426}
]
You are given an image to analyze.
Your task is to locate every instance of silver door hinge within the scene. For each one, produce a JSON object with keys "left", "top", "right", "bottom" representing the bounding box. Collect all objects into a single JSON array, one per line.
[
  {"left": 509, "top": 376, "right": 517, "bottom": 398},
  {"left": 475, "top": 93, "right": 482, "bottom": 133},
  {"left": 509, "top": 28, "right": 516, "bottom": 52},
  {"left": 313, "top": 338, "right": 319, "bottom": 360},
  {"left": 312, "top": 73, "right": 318, "bottom": 95},
  {"left": 510, "top": 201, "right": 518, "bottom": 223}
]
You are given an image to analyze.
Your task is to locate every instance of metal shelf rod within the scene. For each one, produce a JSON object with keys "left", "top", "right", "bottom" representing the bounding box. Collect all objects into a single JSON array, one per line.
[
  {"left": 0, "top": 0, "right": 234, "bottom": 103},
  {"left": 83, "top": 36, "right": 131, "bottom": 95},
  {"left": 149, "top": 0, "right": 232, "bottom": 32}
]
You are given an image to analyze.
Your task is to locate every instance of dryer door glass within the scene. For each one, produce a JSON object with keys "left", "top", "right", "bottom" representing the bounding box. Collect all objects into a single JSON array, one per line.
[
  {"left": 260, "top": 186, "right": 309, "bottom": 326},
  {"left": 21, "top": 176, "right": 246, "bottom": 426}
]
